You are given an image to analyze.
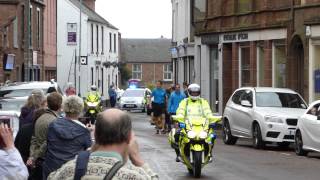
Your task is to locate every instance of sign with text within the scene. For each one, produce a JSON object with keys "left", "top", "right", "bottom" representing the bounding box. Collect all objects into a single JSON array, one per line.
[
  {"left": 223, "top": 33, "right": 248, "bottom": 42},
  {"left": 67, "top": 23, "right": 77, "bottom": 46}
]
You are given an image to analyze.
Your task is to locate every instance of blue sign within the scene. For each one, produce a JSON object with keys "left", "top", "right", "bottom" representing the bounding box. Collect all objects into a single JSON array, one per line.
[{"left": 315, "top": 69, "right": 320, "bottom": 93}]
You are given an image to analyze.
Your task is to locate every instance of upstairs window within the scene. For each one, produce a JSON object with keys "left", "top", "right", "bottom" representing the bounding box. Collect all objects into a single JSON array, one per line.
[
  {"left": 132, "top": 64, "right": 142, "bottom": 80},
  {"left": 163, "top": 64, "right": 173, "bottom": 81}
]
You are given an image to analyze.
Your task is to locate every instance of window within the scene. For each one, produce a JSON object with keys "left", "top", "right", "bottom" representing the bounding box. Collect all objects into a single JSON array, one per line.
[
  {"left": 29, "top": 5, "right": 32, "bottom": 47},
  {"left": 101, "top": 27, "right": 104, "bottom": 54},
  {"left": 96, "top": 25, "right": 99, "bottom": 54},
  {"left": 237, "top": 0, "right": 252, "bottom": 13},
  {"left": 240, "top": 47, "right": 250, "bottom": 87},
  {"left": 192, "top": 0, "right": 206, "bottom": 22},
  {"left": 257, "top": 43, "right": 264, "bottom": 86},
  {"left": 256, "top": 92, "right": 307, "bottom": 109},
  {"left": 274, "top": 43, "right": 286, "bottom": 88},
  {"left": 109, "top": 33, "right": 112, "bottom": 52},
  {"left": 232, "top": 90, "right": 245, "bottom": 105},
  {"left": 101, "top": 68, "right": 104, "bottom": 93},
  {"left": 114, "top": 34, "right": 117, "bottom": 52},
  {"left": 91, "top": 67, "right": 94, "bottom": 85},
  {"left": 91, "top": 24, "right": 94, "bottom": 53},
  {"left": 240, "top": 90, "right": 253, "bottom": 105},
  {"left": 37, "top": 8, "right": 40, "bottom": 49},
  {"left": 163, "top": 64, "right": 173, "bottom": 81},
  {"left": 3, "top": 27, "right": 9, "bottom": 48},
  {"left": 132, "top": 64, "right": 142, "bottom": 80},
  {"left": 13, "top": 18, "right": 18, "bottom": 48}
]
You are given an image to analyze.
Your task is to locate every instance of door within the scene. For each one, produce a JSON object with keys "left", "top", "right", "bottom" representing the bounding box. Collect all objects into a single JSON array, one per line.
[
  {"left": 228, "top": 90, "right": 245, "bottom": 135},
  {"left": 210, "top": 47, "right": 219, "bottom": 113},
  {"left": 237, "top": 89, "right": 254, "bottom": 136},
  {"left": 303, "top": 104, "right": 320, "bottom": 150}
]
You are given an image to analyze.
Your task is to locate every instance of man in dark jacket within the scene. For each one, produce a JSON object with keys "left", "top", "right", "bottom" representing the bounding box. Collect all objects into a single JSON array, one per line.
[{"left": 42, "top": 95, "right": 92, "bottom": 179}]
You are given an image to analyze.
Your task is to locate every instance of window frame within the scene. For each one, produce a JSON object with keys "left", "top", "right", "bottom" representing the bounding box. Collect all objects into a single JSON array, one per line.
[
  {"left": 163, "top": 64, "right": 173, "bottom": 81},
  {"left": 132, "top": 64, "right": 142, "bottom": 80}
]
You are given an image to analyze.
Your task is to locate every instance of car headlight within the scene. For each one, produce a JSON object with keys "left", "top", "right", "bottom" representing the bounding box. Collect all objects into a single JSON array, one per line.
[
  {"left": 199, "top": 131, "right": 208, "bottom": 139},
  {"left": 265, "top": 115, "right": 283, "bottom": 123},
  {"left": 187, "top": 131, "right": 196, "bottom": 139}
]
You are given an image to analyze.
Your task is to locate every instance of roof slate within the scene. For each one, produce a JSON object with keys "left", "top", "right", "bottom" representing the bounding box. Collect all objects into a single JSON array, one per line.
[{"left": 121, "top": 38, "right": 172, "bottom": 63}]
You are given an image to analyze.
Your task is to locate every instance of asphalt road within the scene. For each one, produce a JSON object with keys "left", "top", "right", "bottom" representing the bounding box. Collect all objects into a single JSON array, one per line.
[{"left": 129, "top": 112, "right": 320, "bottom": 180}]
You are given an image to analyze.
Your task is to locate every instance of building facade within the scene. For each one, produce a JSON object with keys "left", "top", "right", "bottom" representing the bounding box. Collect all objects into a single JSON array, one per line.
[
  {"left": 171, "top": 0, "right": 196, "bottom": 86},
  {"left": 121, "top": 38, "right": 173, "bottom": 88},
  {"left": 57, "top": 0, "right": 119, "bottom": 98},
  {"left": 175, "top": 0, "right": 320, "bottom": 114},
  {"left": 43, "top": 0, "right": 57, "bottom": 81},
  {"left": 0, "top": 0, "right": 45, "bottom": 83}
]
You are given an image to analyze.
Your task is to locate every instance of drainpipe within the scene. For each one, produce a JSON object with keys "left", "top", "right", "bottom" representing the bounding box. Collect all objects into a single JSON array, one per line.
[{"left": 78, "top": 0, "right": 82, "bottom": 96}]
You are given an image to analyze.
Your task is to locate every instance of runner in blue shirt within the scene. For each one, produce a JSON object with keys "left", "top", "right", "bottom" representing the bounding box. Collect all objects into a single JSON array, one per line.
[{"left": 151, "top": 80, "right": 166, "bottom": 134}]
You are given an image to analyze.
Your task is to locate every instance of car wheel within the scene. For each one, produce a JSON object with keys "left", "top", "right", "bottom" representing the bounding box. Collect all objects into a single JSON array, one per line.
[
  {"left": 222, "top": 120, "right": 238, "bottom": 145},
  {"left": 252, "top": 123, "right": 265, "bottom": 149},
  {"left": 295, "top": 130, "right": 308, "bottom": 156}
]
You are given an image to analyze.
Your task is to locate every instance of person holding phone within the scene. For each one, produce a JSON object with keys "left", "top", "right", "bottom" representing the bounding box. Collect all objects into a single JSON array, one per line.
[{"left": 0, "top": 123, "right": 29, "bottom": 180}]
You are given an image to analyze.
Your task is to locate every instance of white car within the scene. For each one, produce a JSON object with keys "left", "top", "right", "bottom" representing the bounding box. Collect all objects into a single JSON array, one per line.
[
  {"left": 119, "top": 88, "right": 151, "bottom": 112},
  {"left": 223, "top": 87, "right": 307, "bottom": 149},
  {"left": 295, "top": 100, "right": 320, "bottom": 156}
]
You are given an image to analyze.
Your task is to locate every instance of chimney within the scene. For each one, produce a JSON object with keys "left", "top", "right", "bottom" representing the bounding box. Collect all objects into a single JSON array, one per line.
[{"left": 82, "top": 0, "right": 95, "bottom": 11}]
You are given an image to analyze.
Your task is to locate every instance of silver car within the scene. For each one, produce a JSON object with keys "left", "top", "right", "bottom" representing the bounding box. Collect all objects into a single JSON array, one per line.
[
  {"left": 119, "top": 88, "right": 151, "bottom": 112},
  {"left": 223, "top": 87, "right": 307, "bottom": 149}
]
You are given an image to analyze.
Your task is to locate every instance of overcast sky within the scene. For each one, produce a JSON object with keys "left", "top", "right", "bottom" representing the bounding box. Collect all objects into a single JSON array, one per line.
[{"left": 95, "top": 0, "right": 172, "bottom": 39}]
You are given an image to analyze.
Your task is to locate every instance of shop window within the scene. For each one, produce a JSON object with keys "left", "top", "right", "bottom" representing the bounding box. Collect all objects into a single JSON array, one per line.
[
  {"left": 240, "top": 47, "right": 251, "bottom": 87},
  {"left": 189, "top": 57, "right": 195, "bottom": 83},
  {"left": 132, "top": 64, "right": 142, "bottom": 80},
  {"left": 183, "top": 57, "right": 188, "bottom": 82},
  {"left": 274, "top": 43, "right": 286, "bottom": 88},
  {"left": 257, "top": 43, "right": 265, "bottom": 86}
]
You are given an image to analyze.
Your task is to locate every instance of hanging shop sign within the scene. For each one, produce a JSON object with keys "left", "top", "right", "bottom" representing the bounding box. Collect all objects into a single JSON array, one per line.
[{"left": 67, "top": 23, "right": 77, "bottom": 46}]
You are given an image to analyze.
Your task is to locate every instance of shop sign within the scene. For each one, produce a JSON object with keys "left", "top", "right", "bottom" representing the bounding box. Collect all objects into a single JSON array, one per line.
[
  {"left": 315, "top": 69, "right": 320, "bottom": 93},
  {"left": 67, "top": 23, "right": 77, "bottom": 46},
  {"left": 201, "top": 34, "right": 219, "bottom": 44},
  {"left": 222, "top": 33, "right": 248, "bottom": 42}
]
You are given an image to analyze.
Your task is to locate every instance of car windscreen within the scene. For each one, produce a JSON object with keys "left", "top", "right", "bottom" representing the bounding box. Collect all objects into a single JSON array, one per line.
[
  {"left": 256, "top": 92, "right": 307, "bottom": 109},
  {"left": 0, "top": 88, "right": 48, "bottom": 98},
  {"left": 122, "top": 90, "right": 144, "bottom": 97}
]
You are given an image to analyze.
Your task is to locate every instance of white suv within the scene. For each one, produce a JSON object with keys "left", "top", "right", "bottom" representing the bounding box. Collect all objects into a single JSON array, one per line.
[{"left": 223, "top": 87, "right": 307, "bottom": 149}]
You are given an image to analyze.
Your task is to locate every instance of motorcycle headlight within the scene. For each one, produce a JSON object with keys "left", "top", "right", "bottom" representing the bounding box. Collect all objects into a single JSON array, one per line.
[
  {"left": 265, "top": 115, "right": 283, "bottom": 123},
  {"left": 199, "top": 131, "right": 208, "bottom": 139},
  {"left": 187, "top": 131, "right": 196, "bottom": 139}
]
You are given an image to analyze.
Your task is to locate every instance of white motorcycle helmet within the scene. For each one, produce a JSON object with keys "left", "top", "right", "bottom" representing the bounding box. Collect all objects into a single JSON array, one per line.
[
  {"left": 188, "top": 83, "right": 201, "bottom": 101},
  {"left": 91, "top": 85, "right": 97, "bottom": 91}
]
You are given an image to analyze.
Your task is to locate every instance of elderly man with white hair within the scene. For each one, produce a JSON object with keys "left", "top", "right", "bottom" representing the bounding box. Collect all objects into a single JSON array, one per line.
[{"left": 42, "top": 95, "right": 92, "bottom": 179}]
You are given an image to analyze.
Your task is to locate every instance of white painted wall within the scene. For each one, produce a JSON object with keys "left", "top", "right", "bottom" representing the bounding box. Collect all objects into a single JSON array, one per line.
[
  {"left": 57, "top": 0, "right": 119, "bottom": 98},
  {"left": 172, "top": 0, "right": 191, "bottom": 45}
]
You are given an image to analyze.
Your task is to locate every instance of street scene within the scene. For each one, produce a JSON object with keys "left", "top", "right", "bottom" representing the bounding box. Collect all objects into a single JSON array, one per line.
[{"left": 1, "top": 0, "right": 320, "bottom": 180}]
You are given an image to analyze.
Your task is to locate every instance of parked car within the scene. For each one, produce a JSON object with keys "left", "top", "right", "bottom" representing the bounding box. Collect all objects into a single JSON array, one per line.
[
  {"left": 0, "top": 80, "right": 63, "bottom": 99},
  {"left": 119, "top": 88, "right": 151, "bottom": 112},
  {"left": 295, "top": 100, "right": 320, "bottom": 156},
  {"left": 223, "top": 87, "right": 307, "bottom": 149},
  {"left": 0, "top": 98, "right": 25, "bottom": 116},
  {"left": 0, "top": 111, "right": 20, "bottom": 139}
]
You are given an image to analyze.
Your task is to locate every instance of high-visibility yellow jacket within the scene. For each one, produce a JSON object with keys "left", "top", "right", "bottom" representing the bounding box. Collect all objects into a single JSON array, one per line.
[{"left": 176, "top": 97, "right": 219, "bottom": 124}]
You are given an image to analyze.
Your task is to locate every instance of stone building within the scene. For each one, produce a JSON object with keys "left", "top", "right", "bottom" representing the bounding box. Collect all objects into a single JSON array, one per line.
[
  {"left": 0, "top": 0, "right": 44, "bottom": 82},
  {"left": 182, "top": 0, "right": 320, "bottom": 114},
  {"left": 121, "top": 38, "right": 173, "bottom": 89}
]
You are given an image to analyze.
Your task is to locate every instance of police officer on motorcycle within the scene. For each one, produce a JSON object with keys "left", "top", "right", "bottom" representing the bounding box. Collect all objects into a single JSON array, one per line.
[
  {"left": 172, "top": 83, "right": 218, "bottom": 162},
  {"left": 84, "top": 85, "right": 102, "bottom": 124}
]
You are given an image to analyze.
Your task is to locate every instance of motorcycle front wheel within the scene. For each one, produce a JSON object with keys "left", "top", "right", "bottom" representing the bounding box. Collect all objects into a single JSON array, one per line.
[{"left": 193, "top": 151, "right": 202, "bottom": 178}]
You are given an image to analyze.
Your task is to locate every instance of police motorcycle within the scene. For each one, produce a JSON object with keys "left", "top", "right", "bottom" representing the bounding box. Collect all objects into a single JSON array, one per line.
[
  {"left": 84, "top": 93, "right": 102, "bottom": 124},
  {"left": 169, "top": 115, "right": 221, "bottom": 178}
]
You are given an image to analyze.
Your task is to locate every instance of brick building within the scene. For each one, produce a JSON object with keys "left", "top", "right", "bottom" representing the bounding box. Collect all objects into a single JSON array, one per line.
[
  {"left": 121, "top": 38, "right": 173, "bottom": 89},
  {"left": 0, "top": 0, "right": 44, "bottom": 83},
  {"left": 184, "top": 0, "right": 320, "bottom": 114}
]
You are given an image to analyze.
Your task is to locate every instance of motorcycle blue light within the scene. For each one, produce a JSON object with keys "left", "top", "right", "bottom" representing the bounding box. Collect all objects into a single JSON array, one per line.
[
  {"left": 179, "top": 122, "right": 186, "bottom": 129},
  {"left": 210, "top": 133, "right": 217, "bottom": 139}
]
